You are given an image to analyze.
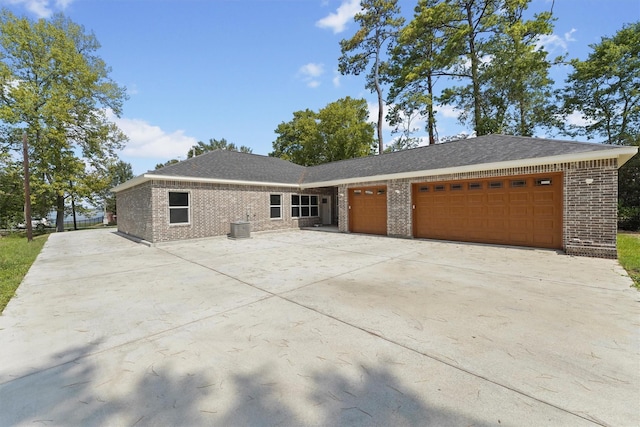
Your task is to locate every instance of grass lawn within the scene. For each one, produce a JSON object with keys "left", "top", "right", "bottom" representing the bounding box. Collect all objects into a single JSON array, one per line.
[
  {"left": 0, "top": 234, "right": 48, "bottom": 314},
  {"left": 618, "top": 233, "right": 640, "bottom": 289}
]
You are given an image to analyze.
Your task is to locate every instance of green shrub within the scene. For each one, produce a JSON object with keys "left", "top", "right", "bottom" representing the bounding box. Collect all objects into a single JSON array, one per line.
[{"left": 618, "top": 205, "right": 640, "bottom": 231}]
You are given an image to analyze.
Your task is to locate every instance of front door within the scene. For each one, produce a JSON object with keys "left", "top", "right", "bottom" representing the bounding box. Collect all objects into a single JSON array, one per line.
[{"left": 321, "top": 197, "right": 332, "bottom": 225}]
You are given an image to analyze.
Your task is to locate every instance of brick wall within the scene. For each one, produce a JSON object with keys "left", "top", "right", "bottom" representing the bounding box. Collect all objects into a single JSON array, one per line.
[
  {"left": 564, "top": 159, "right": 618, "bottom": 258},
  {"left": 118, "top": 159, "right": 619, "bottom": 257},
  {"left": 146, "top": 181, "right": 331, "bottom": 243},
  {"left": 116, "top": 182, "right": 154, "bottom": 242},
  {"left": 337, "top": 160, "right": 619, "bottom": 258}
]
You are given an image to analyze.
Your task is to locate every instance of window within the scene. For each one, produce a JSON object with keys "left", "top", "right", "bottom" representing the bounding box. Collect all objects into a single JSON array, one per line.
[
  {"left": 270, "top": 194, "right": 282, "bottom": 219},
  {"left": 469, "top": 182, "right": 482, "bottom": 190},
  {"left": 536, "top": 178, "right": 552, "bottom": 186},
  {"left": 450, "top": 184, "right": 463, "bottom": 191},
  {"left": 434, "top": 184, "right": 445, "bottom": 191},
  {"left": 510, "top": 179, "right": 526, "bottom": 188},
  {"left": 291, "top": 194, "right": 319, "bottom": 218},
  {"left": 419, "top": 186, "right": 429, "bottom": 192},
  {"left": 489, "top": 181, "right": 503, "bottom": 189},
  {"left": 169, "top": 191, "right": 189, "bottom": 224}
]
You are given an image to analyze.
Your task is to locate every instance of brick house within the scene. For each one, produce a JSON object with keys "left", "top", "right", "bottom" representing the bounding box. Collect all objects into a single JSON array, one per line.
[{"left": 112, "top": 135, "right": 638, "bottom": 258}]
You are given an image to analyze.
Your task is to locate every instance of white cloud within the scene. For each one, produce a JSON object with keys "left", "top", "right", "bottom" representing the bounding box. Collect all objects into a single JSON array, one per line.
[
  {"left": 537, "top": 29, "right": 577, "bottom": 53},
  {"left": 2, "top": 0, "right": 74, "bottom": 18},
  {"left": 435, "top": 104, "right": 460, "bottom": 119},
  {"left": 316, "top": 0, "right": 361, "bottom": 34},
  {"left": 565, "top": 110, "right": 595, "bottom": 127},
  {"left": 108, "top": 113, "right": 198, "bottom": 160},
  {"left": 297, "top": 62, "right": 325, "bottom": 88},
  {"left": 332, "top": 70, "right": 341, "bottom": 87}
]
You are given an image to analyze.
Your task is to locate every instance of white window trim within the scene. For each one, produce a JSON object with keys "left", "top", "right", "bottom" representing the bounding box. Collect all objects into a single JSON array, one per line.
[
  {"left": 168, "top": 190, "right": 190, "bottom": 225},
  {"left": 270, "top": 193, "right": 282, "bottom": 220}
]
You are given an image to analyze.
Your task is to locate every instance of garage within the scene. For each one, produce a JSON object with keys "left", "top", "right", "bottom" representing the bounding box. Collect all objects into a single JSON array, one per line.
[
  {"left": 349, "top": 186, "right": 387, "bottom": 235},
  {"left": 412, "top": 173, "right": 562, "bottom": 249}
]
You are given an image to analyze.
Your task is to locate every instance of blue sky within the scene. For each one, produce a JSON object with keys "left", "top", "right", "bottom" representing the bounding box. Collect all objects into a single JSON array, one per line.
[{"left": 1, "top": 0, "right": 638, "bottom": 174}]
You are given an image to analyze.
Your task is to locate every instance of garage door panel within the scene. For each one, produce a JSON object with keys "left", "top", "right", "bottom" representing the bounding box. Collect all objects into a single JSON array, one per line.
[
  {"left": 534, "top": 191, "right": 555, "bottom": 202},
  {"left": 468, "top": 206, "right": 486, "bottom": 216},
  {"left": 488, "top": 206, "right": 508, "bottom": 216},
  {"left": 468, "top": 194, "right": 484, "bottom": 204},
  {"left": 509, "top": 192, "right": 530, "bottom": 203},
  {"left": 349, "top": 186, "right": 387, "bottom": 235},
  {"left": 509, "top": 206, "right": 529, "bottom": 216},
  {"left": 488, "top": 193, "right": 507, "bottom": 203},
  {"left": 534, "top": 206, "right": 555, "bottom": 216},
  {"left": 413, "top": 173, "right": 562, "bottom": 249}
]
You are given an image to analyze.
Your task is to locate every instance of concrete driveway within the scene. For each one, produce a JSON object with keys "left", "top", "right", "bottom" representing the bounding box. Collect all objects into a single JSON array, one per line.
[{"left": 0, "top": 228, "right": 638, "bottom": 426}]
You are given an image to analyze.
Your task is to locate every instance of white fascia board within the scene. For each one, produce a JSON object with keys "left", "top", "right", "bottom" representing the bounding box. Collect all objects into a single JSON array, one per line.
[
  {"left": 299, "top": 146, "right": 639, "bottom": 189},
  {"left": 112, "top": 174, "right": 300, "bottom": 192}
]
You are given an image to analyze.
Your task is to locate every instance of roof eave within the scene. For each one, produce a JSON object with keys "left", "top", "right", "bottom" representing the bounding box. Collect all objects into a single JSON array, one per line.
[
  {"left": 111, "top": 174, "right": 300, "bottom": 192},
  {"left": 299, "top": 146, "right": 639, "bottom": 189}
]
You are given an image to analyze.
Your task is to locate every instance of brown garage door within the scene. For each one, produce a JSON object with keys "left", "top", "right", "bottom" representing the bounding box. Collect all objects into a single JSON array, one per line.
[
  {"left": 349, "top": 186, "right": 387, "bottom": 235},
  {"left": 413, "top": 173, "right": 562, "bottom": 249}
]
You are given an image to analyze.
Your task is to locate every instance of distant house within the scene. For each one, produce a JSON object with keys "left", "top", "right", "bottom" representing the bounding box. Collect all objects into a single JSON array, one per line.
[{"left": 112, "top": 134, "right": 638, "bottom": 258}]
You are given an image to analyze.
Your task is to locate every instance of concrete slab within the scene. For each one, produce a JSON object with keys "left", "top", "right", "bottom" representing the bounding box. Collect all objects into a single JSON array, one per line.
[{"left": 0, "top": 228, "right": 638, "bottom": 426}]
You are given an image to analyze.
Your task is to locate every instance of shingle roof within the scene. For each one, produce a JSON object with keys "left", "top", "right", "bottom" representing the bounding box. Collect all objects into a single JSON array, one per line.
[
  {"left": 148, "top": 149, "right": 306, "bottom": 184},
  {"left": 114, "top": 135, "right": 636, "bottom": 192},
  {"left": 302, "top": 134, "right": 623, "bottom": 183}
]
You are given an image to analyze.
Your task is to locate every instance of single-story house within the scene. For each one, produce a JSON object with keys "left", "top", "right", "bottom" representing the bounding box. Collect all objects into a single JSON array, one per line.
[{"left": 112, "top": 134, "right": 638, "bottom": 258}]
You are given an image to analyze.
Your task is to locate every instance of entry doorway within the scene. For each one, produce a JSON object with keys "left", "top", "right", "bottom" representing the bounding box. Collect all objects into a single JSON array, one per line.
[{"left": 321, "top": 196, "right": 332, "bottom": 225}]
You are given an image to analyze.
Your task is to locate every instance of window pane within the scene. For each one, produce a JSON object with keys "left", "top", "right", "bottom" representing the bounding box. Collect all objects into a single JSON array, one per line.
[
  {"left": 301, "top": 206, "right": 310, "bottom": 217},
  {"left": 311, "top": 206, "right": 319, "bottom": 217},
  {"left": 170, "top": 208, "right": 189, "bottom": 224},
  {"left": 292, "top": 195, "right": 299, "bottom": 205},
  {"left": 301, "top": 195, "right": 310, "bottom": 205},
  {"left": 270, "top": 194, "right": 281, "bottom": 205},
  {"left": 270, "top": 207, "right": 281, "bottom": 218},
  {"left": 310, "top": 196, "right": 318, "bottom": 205},
  {"left": 292, "top": 207, "right": 300, "bottom": 217},
  {"left": 169, "top": 192, "right": 189, "bottom": 207}
]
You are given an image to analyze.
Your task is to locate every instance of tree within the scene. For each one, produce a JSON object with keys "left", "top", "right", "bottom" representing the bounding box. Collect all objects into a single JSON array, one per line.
[
  {"left": 270, "top": 97, "right": 375, "bottom": 166},
  {"left": 187, "top": 138, "right": 253, "bottom": 158},
  {"left": 0, "top": 11, "right": 128, "bottom": 232},
  {"left": 386, "top": 0, "right": 455, "bottom": 145},
  {"left": 339, "top": 0, "right": 404, "bottom": 154},
  {"left": 559, "top": 22, "right": 640, "bottom": 229},
  {"left": 560, "top": 22, "right": 640, "bottom": 146},
  {"left": 0, "top": 151, "right": 23, "bottom": 228},
  {"left": 102, "top": 160, "right": 133, "bottom": 215},
  {"left": 155, "top": 159, "right": 180, "bottom": 170},
  {"left": 477, "top": 2, "right": 558, "bottom": 135},
  {"left": 393, "top": 0, "right": 556, "bottom": 137}
]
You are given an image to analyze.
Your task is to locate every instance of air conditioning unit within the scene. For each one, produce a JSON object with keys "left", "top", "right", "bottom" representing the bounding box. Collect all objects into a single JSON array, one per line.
[{"left": 229, "top": 221, "right": 251, "bottom": 239}]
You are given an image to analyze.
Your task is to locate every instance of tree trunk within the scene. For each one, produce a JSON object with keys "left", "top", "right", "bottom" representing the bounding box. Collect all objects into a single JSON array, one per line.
[
  {"left": 427, "top": 71, "right": 436, "bottom": 145},
  {"left": 465, "top": 2, "right": 484, "bottom": 135},
  {"left": 71, "top": 196, "right": 77, "bottom": 230},
  {"left": 56, "top": 193, "right": 64, "bottom": 232}
]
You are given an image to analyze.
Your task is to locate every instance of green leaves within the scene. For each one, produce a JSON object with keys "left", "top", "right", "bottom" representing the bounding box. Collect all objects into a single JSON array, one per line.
[
  {"left": 270, "top": 97, "right": 375, "bottom": 166},
  {"left": 0, "top": 10, "right": 128, "bottom": 229},
  {"left": 387, "top": 0, "right": 557, "bottom": 139},
  {"left": 338, "top": 0, "right": 404, "bottom": 153},
  {"left": 561, "top": 22, "right": 640, "bottom": 146}
]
